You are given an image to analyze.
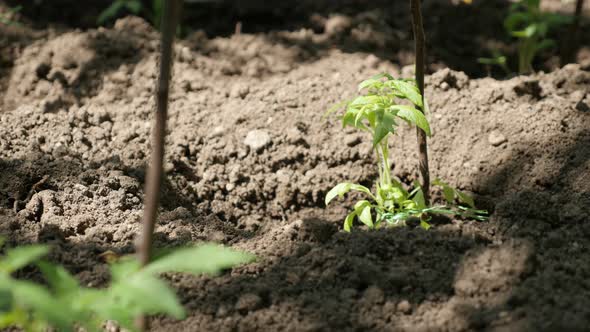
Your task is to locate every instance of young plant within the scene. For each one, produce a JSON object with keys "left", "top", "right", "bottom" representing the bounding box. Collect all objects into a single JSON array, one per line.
[
  {"left": 0, "top": 5, "right": 22, "bottom": 26},
  {"left": 0, "top": 240, "right": 254, "bottom": 332},
  {"left": 325, "top": 74, "right": 487, "bottom": 231},
  {"left": 504, "top": 0, "right": 571, "bottom": 74}
]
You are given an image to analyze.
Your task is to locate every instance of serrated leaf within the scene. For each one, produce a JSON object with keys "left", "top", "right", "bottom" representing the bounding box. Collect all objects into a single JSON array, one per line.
[
  {"left": 372, "top": 111, "right": 397, "bottom": 146},
  {"left": 144, "top": 244, "right": 255, "bottom": 276},
  {"left": 350, "top": 95, "right": 382, "bottom": 106},
  {"left": 393, "top": 105, "right": 431, "bottom": 136},
  {"left": 386, "top": 80, "right": 422, "bottom": 107},
  {"left": 1, "top": 245, "right": 49, "bottom": 273},
  {"left": 358, "top": 78, "right": 383, "bottom": 92}
]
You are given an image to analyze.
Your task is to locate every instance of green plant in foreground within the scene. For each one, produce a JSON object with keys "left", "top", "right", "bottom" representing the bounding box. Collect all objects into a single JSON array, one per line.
[
  {"left": 503, "top": 0, "right": 571, "bottom": 74},
  {"left": 325, "top": 74, "right": 487, "bottom": 231},
  {"left": 0, "top": 239, "right": 254, "bottom": 332}
]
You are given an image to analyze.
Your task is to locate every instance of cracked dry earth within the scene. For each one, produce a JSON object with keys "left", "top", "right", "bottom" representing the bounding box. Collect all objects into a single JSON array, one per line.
[{"left": 1, "top": 15, "right": 590, "bottom": 332}]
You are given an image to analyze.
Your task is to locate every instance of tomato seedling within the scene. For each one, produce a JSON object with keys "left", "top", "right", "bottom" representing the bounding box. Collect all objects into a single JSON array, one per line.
[{"left": 325, "top": 74, "right": 487, "bottom": 231}]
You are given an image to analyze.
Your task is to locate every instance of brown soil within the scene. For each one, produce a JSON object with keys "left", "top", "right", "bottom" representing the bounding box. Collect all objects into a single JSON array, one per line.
[{"left": 1, "top": 1, "right": 590, "bottom": 331}]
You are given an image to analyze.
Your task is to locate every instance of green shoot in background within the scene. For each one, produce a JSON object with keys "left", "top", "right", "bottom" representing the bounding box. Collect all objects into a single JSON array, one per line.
[
  {"left": 0, "top": 5, "right": 22, "bottom": 26},
  {"left": 0, "top": 239, "right": 255, "bottom": 332},
  {"left": 325, "top": 74, "right": 487, "bottom": 232},
  {"left": 481, "top": 0, "right": 571, "bottom": 74},
  {"left": 98, "top": 0, "right": 164, "bottom": 29}
]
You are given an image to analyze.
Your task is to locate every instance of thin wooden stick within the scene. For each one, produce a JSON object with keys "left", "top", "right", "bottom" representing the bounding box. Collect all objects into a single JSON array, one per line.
[
  {"left": 136, "top": 0, "right": 182, "bottom": 330},
  {"left": 562, "top": 0, "right": 585, "bottom": 65},
  {"left": 410, "top": 0, "right": 431, "bottom": 205}
]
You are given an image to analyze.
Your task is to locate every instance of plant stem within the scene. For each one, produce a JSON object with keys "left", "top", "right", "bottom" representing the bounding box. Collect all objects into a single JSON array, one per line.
[
  {"left": 410, "top": 0, "right": 431, "bottom": 205},
  {"left": 136, "top": 0, "right": 182, "bottom": 330},
  {"left": 561, "top": 0, "right": 585, "bottom": 65},
  {"left": 379, "top": 140, "right": 392, "bottom": 188}
]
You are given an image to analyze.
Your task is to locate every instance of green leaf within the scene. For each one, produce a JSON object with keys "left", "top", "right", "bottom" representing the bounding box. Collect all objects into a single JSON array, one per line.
[
  {"left": 512, "top": 24, "right": 537, "bottom": 38},
  {"left": 349, "top": 95, "right": 382, "bottom": 107},
  {"left": 97, "top": 0, "right": 125, "bottom": 24},
  {"left": 420, "top": 220, "right": 431, "bottom": 230},
  {"left": 393, "top": 105, "right": 431, "bottom": 136},
  {"left": 372, "top": 111, "right": 397, "bottom": 146},
  {"left": 386, "top": 80, "right": 423, "bottom": 107},
  {"left": 343, "top": 212, "right": 356, "bottom": 232},
  {"left": 412, "top": 187, "right": 427, "bottom": 210},
  {"left": 125, "top": 0, "right": 142, "bottom": 13},
  {"left": 143, "top": 244, "right": 255, "bottom": 276},
  {"left": 113, "top": 273, "right": 185, "bottom": 319},
  {"left": 358, "top": 78, "right": 383, "bottom": 92},
  {"left": 7, "top": 279, "right": 74, "bottom": 331},
  {"left": 1, "top": 245, "right": 49, "bottom": 273},
  {"left": 37, "top": 262, "right": 80, "bottom": 297},
  {"left": 535, "top": 39, "right": 556, "bottom": 52},
  {"left": 324, "top": 100, "right": 349, "bottom": 120},
  {"left": 455, "top": 190, "right": 475, "bottom": 208},
  {"left": 353, "top": 201, "right": 374, "bottom": 228},
  {"left": 325, "top": 183, "right": 373, "bottom": 205},
  {"left": 442, "top": 186, "right": 455, "bottom": 204}
]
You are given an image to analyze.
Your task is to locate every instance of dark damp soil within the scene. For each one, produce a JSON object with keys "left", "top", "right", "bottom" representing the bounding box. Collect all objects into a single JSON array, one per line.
[{"left": 1, "top": 1, "right": 590, "bottom": 331}]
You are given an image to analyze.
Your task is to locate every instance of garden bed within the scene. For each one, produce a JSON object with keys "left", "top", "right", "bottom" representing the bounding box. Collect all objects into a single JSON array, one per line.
[{"left": 1, "top": 1, "right": 589, "bottom": 331}]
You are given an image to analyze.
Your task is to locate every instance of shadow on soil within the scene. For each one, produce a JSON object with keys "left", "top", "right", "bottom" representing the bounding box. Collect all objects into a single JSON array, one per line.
[
  {"left": 12, "top": 0, "right": 589, "bottom": 78},
  {"left": 1, "top": 127, "right": 589, "bottom": 330}
]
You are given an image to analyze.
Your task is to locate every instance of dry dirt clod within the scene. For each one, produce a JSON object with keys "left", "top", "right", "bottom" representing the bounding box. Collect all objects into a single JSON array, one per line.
[
  {"left": 397, "top": 300, "right": 412, "bottom": 314},
  {"left": 244, "top": 130, "right": 271, "bottom": 152},
  {"left": 235, "top": 293, "right": 263, "bottom": 313},
  {"left": 488, "top": 130, "right": 507, "bottom": 146}
]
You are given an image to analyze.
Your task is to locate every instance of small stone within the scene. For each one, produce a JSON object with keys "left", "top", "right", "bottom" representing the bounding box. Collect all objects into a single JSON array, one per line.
[
  {"left": 440, "top": 82, "right": 450, "bottom": 91},
  {"left": 488, "top": 130, "right": 507, "bottom": 146},
  {"left": 244, "top": 130, "right": 271, "bottom": 152},
  {"left": 230, "top": 84, "right": 250, "bottom": 99},
  {"left": 363, "top": 286, "right": 384, "bottom": 304},
  {"left": 364, "top": 54, "right": 380, "bottom": 69},
  {"left": 324, "top": 14, "right": 352, "bottom": 37},
  {"left": 164, "top": 162, "right": 175, "bottom": 173},
  {"left": 235, "top": 293, "right": 263, "bottom": 313},
  {"left": 569, "top": 90, "right": 585, "bottom": 104},
  {"left": 397, "top": 300, "right": 412, "bottom": 314},
  {"left": 210, "top": 125, "right": 224, "bottom": 138}
]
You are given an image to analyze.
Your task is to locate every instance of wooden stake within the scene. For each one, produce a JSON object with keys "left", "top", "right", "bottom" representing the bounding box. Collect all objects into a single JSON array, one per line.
[
  {"left": 410, "top": 0, "right": 431, "bottom": 204},
  {"left": 136, "top": 0, "right": 182, "bottom": 330}
]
